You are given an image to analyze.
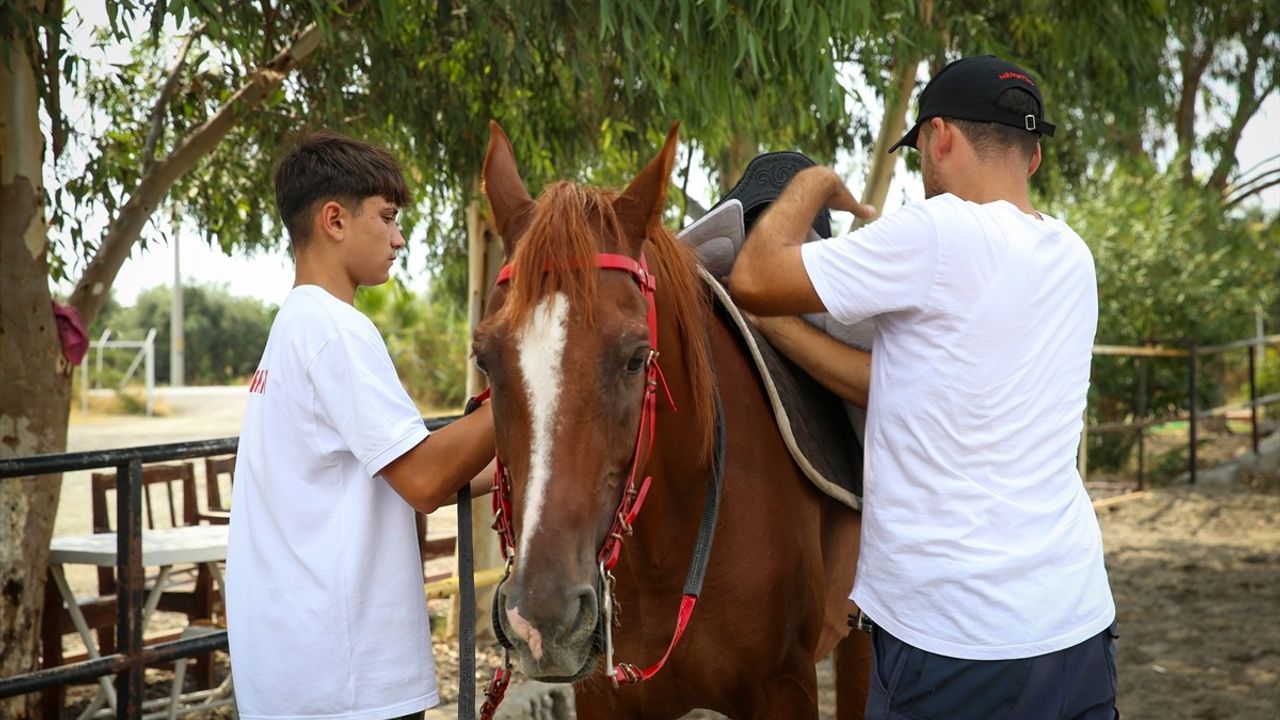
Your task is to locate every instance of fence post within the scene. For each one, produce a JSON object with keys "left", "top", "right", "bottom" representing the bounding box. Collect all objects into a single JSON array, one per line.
[
  {"left": 1248, "top": 337, "right": 1260, "bottom": 455},
  {"left": 1137, "top": 346, "right": 1148, "bottom": 491},
  {"left": 1187, "top": 341, "right": 1198, "bottom": 485},
  {"left": 145, "top": 328, "right": 156, "bottom": 417},
  {"left": 96, "top": 328, "right": 112, "bottom": 390},
  {"left": 116, "top": 460, "right": 145, "bottom": 717},
  {"left": 81, "top": 352, "right": 90, "bottom": 415},
  {"left": 457, "top": 483, "right": 476, "bottom": 720},
  {"left": 1077, "top": 410, "right": 1088, "bottom": 482}
]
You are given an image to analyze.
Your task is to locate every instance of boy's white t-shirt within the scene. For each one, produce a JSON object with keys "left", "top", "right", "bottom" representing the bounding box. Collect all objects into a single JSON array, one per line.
[
  {"left": 801, "top": 194, "right": 1114, "bottom": 660},
  {"left": 226, "top": 284, "right": 436, "bottom": 719}
]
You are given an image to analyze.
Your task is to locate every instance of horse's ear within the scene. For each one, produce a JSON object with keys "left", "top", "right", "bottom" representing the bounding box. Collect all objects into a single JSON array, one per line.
[
  {"left": 482, "top": 120, "right": 536, "bottom": 257},
  {"left": 614, "top": 122, "right": 679, "bottom": 254}
]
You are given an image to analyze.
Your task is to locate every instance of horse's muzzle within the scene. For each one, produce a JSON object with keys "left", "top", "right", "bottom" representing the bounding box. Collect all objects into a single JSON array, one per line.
[{"left": 495, "top": 578, "right": 602, "bottom": 682}]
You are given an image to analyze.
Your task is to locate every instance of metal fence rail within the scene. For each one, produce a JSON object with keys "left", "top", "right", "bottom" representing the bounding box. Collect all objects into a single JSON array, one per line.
[
  {"left": 1082, "top": 335, "right": 1279, "bottom": 487},
  {"left": 0, "top": 415, "right": 459, "bottom": 715}
]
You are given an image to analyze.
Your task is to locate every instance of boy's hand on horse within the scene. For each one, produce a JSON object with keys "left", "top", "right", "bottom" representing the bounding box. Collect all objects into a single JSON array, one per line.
[{"left": 381, "top": 402, "right": 497, "bottom": 514}]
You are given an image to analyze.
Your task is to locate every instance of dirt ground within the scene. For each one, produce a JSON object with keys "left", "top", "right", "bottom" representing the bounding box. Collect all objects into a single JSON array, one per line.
[
  {"left": 55, "top": 411, "right": 1279, "bottom": 719},
  {"left": 1097, "top": 472, "right": 1280, "bottom": 719}
]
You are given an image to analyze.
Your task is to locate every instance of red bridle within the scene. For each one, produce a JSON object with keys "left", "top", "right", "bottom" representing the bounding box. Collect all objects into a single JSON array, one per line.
[
  {"left": 486, "top": 253, "right": 673, "bottom": 573},
  {"left": 477, "top": 252, "right": 697, "bottom": 718}
]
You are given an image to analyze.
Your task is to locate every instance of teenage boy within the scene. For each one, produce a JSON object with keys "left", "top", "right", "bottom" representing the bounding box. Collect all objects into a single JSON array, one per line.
[{"left": 226, "top": 131, "right": 495, "bottom": 720}]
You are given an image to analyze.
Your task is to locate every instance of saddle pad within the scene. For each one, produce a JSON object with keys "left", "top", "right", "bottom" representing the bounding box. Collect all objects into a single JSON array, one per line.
[{"left": 700, "top": 268, "right": 863, "bottom": 509}]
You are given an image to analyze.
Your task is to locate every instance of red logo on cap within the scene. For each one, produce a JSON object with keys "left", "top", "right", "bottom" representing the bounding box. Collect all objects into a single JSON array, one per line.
[{"left": 998, "top": 71, "right": 1035, "bottom": 86}]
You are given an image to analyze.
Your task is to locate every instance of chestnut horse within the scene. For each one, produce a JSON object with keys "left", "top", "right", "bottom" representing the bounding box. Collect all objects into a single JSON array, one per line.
[{"left": 474, "top": 121, "right": 871, "bottom": 719}]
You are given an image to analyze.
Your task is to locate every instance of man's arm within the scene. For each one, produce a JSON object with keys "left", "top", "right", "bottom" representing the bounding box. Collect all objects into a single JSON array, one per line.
[
  {"left": 752, "top": 315, "right": 871, "bottom": 407},
  {"left": 381, "top": 402, "right": 496, "bottom": 514},
  {"left": 728, "top": 167, "right": 876, "bottom": 316}
]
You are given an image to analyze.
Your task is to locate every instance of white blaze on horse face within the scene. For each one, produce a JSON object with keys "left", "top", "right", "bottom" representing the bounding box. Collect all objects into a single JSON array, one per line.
[{"left": 516, "top": 293, "right": 571, "bottom": 562}]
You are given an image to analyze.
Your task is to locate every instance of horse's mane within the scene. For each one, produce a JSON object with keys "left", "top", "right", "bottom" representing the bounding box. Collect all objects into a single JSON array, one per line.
[{"left": 501, "top": 181, "right": 715, "bottom": 463}]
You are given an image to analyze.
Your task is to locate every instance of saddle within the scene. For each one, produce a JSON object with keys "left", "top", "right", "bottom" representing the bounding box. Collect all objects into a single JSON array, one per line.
[{"left": 678, "top": 152, "right": 872, "bottom": 509}]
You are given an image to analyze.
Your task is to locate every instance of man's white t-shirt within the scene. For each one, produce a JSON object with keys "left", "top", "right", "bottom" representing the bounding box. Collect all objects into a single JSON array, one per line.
[
  {"left": 227, "top": 285, "right": 436, "bottom": 719},
  {"left": 801, "top": 194, "right": 1114, "bottom": 660}
]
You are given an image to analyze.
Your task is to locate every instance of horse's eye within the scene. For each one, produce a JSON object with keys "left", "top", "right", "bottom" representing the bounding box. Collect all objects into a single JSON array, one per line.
[
  {"left": 474, "top": 354, "right": 489, "bottom": 375},
  {"left": 625, "top": 350, "right": 648, "bottom": 375}
]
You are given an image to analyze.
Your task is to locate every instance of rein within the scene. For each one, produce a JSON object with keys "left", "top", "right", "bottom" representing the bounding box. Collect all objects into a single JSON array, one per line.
[{"left": 474, "top": 253, "right": 725, "bottom": 718}]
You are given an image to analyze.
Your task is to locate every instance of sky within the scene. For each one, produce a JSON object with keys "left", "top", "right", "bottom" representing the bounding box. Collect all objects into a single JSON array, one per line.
[{"left": 49, "top": 2, "right": 1280, "bottom": 310}]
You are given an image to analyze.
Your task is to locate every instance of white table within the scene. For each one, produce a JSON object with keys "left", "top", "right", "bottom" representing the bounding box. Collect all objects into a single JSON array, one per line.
[{"left": 48, "top": 525, "right": 228, "bottom": 719}]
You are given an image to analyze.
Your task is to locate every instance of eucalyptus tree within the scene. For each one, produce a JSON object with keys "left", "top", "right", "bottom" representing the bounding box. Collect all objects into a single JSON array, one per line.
[
  {"left": 859, "top": 0, "right": 1277, "bottom": 224},
  {"left": 1164, "top": 0, "right": 1278, "bottom": 204}
]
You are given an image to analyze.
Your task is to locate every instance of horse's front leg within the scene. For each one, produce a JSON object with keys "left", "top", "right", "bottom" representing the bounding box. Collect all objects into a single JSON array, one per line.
[{"left": 743, "top": 651, "right": 821, "bottom": 720}]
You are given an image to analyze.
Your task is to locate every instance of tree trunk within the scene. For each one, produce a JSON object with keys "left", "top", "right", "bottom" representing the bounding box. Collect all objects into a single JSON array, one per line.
[
  {"left": 1174, "top": 46, "right": 1210, "bottom": 187},
  {"left": 861, "top": 53, "right": 923, "bottom": 217},
  {"left": 1, "top": 15, "right": 73, "bottom": 716},
  {"left": 1206, "top": 27, "right": 1271, "bottom": 194},
  {"left": 717, "top": 130, "right": 757, "bottom": 197},
  {"left": 1, "top": 13, "right": 336, "bottom": 713},
  {"left": 858, "top": 0, "right": 932, "bottom": 221}
]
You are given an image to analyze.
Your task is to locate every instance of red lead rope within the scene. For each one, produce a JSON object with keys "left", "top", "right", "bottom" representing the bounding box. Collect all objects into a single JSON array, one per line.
[
  {"left": 477, "top": 253, "right": 698, "bottom": 718},
  {"left": 609, "top": 594, "right": 699, "bottom": 685}
]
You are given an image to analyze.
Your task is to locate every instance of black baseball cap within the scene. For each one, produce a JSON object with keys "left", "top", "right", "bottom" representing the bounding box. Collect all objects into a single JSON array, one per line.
[{"left": 889, "top": 55, "right": 1056, "bottom": 153}]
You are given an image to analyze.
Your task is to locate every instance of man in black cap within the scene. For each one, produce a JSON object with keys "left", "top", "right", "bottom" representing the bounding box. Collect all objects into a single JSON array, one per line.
[{"left": 729, "top": 56, "right": 1118, "bottom": 719}]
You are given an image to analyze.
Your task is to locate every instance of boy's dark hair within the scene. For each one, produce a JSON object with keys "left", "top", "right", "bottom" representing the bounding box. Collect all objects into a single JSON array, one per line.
[
  {"left": 947, "top": 88, "right": 1042, "bottom": 162},
  {"left": 273, "top": 131, "right": 411, "bottom": 247}
]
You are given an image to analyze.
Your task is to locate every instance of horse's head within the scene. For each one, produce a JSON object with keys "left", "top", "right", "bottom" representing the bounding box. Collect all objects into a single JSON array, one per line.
[{"left": 474, "top": 121, "right": 701, "bottom": 681}]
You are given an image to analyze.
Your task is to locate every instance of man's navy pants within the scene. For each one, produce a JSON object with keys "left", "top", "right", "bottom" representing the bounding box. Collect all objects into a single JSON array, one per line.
[{"left": 864, "top": 620, "right": 1119, "bottom": 720}]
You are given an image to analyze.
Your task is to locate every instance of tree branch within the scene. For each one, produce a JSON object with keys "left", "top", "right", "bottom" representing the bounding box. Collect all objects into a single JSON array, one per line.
[
  {"left": 69, "top": 14, "right": 340, "bottom": 326},
  {"left": 1206, "top": 23, "right": 1272, "bottom": 193},
  {"left": 1174, "top": 44, "right": 1212, "bottom": 185},
  {"left": 1232, "top": 152, "right": 1280, "bottom": 183},
  {"left": 679, "top": 140, "right": 694, "bottom": 222},
  {"left": 862, "top": 50, "right": 923, "bottom": 214},
  {"left": 142, "top": 23, "right": 205, "bottom": 173},
  {"left": 671, "top": 184, "right": 707, "bottom": 223},
  {"left": 1225, "top": 177, "right": 1280, "bottom": 209},
  {"left": 860, "top": 0, "right": 932, "bottom": 219},
  {"left": 43, "top": 0, "right": 65, "bottom": 161},
  {"left": 261, "top": 0, "right": 278, "bottom": 61},
  {"left": 1225, "top": 166, "right": 1280, "bottom": 204}
]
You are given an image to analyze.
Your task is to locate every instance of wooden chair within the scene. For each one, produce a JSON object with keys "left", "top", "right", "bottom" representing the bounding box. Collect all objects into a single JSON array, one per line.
[
  {"left": 417, "top": 513, "right": 457, "bottom": 584},
  {"left": 200, "top": 455, "right": 236, "bottom": 524},
  {"left": 90, "top": 461, "right": 200, "bottom": 534},
  {"left": 89, "top": 463, "right": 205, "bottom": 627},
  {"left": 41, "top": 461, "right": 219, "bottom": 712}
]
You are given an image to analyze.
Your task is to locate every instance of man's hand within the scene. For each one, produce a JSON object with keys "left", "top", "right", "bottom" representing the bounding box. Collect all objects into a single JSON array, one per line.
[
  {"left": 728, "top": 167, "right": 876, "bottom": 316},
  {"left": 801, "top": 167, "right": 878, "bottom": 218}
]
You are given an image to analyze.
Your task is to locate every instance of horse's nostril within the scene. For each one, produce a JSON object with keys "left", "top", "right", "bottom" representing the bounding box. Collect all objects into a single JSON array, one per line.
[{"left": 571, "top": 584, "right": 598, "bottom": 629}]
